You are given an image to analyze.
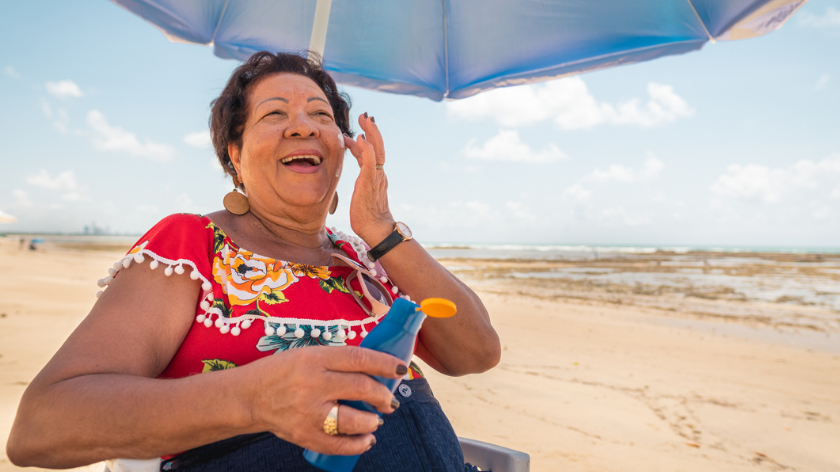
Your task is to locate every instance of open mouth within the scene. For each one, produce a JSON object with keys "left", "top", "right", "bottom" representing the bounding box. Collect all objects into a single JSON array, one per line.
[{"left": 280, "top": 155, "right": 322, "bottom": 168}]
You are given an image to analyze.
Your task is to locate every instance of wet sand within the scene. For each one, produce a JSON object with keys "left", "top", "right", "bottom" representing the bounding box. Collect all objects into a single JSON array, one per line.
[{"left": 1, "top": 238, "right": 838, "bottom": 471}]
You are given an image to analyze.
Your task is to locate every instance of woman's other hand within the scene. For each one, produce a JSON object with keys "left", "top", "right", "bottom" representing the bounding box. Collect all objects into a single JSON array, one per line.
[
  {"left": 247, "top": 346, "right": 405, "bottom": 456},
  {"left": 344, "top": 113, "right": 395, "bottom": 244}
]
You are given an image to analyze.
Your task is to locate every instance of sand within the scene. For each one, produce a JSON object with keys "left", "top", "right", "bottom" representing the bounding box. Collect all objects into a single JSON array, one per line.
[{"left": 1, "top": 237, "right": 838, "bottom": 472}]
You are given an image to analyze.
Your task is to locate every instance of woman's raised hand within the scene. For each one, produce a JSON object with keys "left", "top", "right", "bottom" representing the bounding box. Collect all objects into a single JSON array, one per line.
[
  {"left": 247, "top": 345, "right": 405, "bottom": 456},
  {"left": 344, "top": 113, "right": 395, "bottom": 245}
]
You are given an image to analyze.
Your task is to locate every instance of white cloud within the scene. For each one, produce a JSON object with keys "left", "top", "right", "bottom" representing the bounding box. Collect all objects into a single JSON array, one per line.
[
  {"left": 398, "top": 200, "right": 501, "bottom": 230},
  {"left": 711, "top": 155, "right": 840, "bottom": 203},
  {"left": 798, "top": 7, "right": 840, "bottom": 28},
  {"left": 46, "top": 80, "right": 83, "bottom": 98},
  {"left": 583, "top": 154, "right": 664, "bottom": 183},
  {"left": 174, "top": 192, "right": 209, "bottom": 215},
  {"left": 598, "top": 206, "right": 653, "bottom": 226},
  {"left": 505, "top": 201, "right": 537, "bottom": 221},
  {"left": 60, "top": 191, "right": 90, "bottom": 202},
  {"left": 87, "top": 110, "right": 176, "bottom": 161},
  {"left": 562, "top": 183, "right": 592, "bottom": 202},
  {"left": 462, "top": 129, "right": 568, "bottom": 163},
  {"left": 447, "top": 78, "right": 694, "bottom": 130},
  {"left": 4, "top": 66, "right": 20, "bottom": 79},
  {"left": 135, "top": 204, "right": 160, "bottom": 213},
  {"left": 814, "top": 73, "right": 830, "bottom": 91},
  {"left": 12, "top": 189, "right": 33, "bottom": 208},
  {"left": 184, "top": 131, "right": 212, "bottom": 149},
  {"left": 41, "top": 98, "right": 52, "bottom": 117},
  {"left": 26, "top": 169, "right": 78, "bottom": 191}
]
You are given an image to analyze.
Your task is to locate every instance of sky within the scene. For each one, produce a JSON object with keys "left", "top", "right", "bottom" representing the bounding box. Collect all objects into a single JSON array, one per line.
[{"left": 1, "top": 1, "right": 839, "bottom": 247}]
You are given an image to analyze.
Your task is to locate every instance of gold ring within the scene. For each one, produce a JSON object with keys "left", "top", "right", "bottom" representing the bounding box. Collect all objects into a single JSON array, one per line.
[
  {"left": 375, "top": 164, "right": 384, "bottom": 170},
  {"left": 323, "top": 404, "right": 339, "bottom": 436}
]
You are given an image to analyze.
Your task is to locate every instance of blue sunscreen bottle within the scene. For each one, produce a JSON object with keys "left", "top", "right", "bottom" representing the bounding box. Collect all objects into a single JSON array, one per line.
[{"left": 303, "top": 297, "right": 456, "bottom": 472}]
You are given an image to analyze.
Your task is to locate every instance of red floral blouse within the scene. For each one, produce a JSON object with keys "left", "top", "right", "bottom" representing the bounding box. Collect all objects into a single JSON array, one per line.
[{"left": 97, "top": 213, "right": 424, "bottom": 380}]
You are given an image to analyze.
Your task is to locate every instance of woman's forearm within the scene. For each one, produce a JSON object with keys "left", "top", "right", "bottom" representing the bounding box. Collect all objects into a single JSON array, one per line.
[
  {"left": 369, "top": 233, "right": 501, "bottom": 376},
  {"left": 7, "top": 367, "right": 257, "bottom": 468}
]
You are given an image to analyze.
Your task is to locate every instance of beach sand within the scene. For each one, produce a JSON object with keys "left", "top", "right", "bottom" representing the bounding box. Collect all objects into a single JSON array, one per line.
[{"left": 1, "top": 238, "right": 838, "bottom": 471}]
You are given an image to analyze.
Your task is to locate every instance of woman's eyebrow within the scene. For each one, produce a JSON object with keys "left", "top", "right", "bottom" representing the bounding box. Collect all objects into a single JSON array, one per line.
[
  {"left": 256, "top": 97, "right": 289, "bottom": 108},
  {"left": 307, "top": 97, "right": 329, "bottom": 104}
]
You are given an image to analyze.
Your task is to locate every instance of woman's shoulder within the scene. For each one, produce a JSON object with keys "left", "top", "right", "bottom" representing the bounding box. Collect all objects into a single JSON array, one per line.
[{"left": 146, "top": 213, "right": 212, "bottom": 235}]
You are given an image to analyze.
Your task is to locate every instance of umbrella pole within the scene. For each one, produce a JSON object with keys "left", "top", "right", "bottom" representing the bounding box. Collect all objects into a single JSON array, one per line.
[{"left": 308, "top": 0, "right": 333, "bottom": 61}]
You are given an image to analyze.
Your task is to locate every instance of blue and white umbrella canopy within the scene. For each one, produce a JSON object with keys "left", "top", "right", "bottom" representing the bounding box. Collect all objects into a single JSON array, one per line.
[{"left": 112, "top": 0, "right": 806, "bottom": 100}]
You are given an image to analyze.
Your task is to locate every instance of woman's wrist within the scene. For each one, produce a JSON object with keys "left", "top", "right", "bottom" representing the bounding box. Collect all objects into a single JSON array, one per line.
[{"left": 356, "top": 219, "right": 396, "bottom": 248}]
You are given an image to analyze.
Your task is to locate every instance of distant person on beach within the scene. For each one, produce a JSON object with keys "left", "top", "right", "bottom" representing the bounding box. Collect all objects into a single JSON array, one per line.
[{"left": 7, "top": 51, "right": 500, "bottom": 471}]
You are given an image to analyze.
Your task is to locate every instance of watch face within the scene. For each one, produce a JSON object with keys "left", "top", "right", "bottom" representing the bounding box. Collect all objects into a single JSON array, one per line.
[{"left": 396, "top": 222, "right": 412, "bottom": 239}]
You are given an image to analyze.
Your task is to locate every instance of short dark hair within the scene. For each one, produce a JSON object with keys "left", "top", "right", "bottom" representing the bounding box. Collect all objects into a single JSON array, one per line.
[{"left": 210, "top": 51, "right": 352, "bottom": 178}]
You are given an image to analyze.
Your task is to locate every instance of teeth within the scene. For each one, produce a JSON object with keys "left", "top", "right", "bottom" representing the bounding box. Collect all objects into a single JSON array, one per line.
[{"left": 281, "top": 155, "right": 321, "bottom": 165}]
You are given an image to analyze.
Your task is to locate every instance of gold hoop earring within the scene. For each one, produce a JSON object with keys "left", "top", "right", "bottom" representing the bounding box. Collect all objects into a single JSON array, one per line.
[
  {"left": 329, "top": 192, "right": 338, "bottom": 215},
  {"left": 223, "top": 175, "right": 250, "bottom": 215}
]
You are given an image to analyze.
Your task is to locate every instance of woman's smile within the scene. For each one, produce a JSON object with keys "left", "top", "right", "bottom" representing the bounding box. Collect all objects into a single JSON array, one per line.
[{"left": 280, "top": 148, "right": 324, "bottom": 174}]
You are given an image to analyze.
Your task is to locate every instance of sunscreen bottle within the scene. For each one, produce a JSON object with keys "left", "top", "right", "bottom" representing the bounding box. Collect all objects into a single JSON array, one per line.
[{"left": 303, "top": 298, "right": 456, "bottom": 472}]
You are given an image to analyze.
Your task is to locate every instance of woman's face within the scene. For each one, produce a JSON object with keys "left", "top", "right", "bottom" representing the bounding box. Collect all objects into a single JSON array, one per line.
[{"left": 230, "top": 73, "right": 345, "bottom": 217}]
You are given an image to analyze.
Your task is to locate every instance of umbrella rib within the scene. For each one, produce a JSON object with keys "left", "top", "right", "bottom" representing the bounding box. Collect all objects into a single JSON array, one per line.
[
  {"left": 442, "top": 0, "right": 450, "bottom": 98},
  {"left": 210, "top": 0, "right": 230, "bottom": 45},
  {"left": 686, "top": 0, "right": 716, "bottom": 43}
]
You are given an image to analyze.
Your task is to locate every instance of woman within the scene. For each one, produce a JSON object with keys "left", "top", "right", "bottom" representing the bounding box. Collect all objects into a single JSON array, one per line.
[{"left": 6, "top": 51, "right": 500, "bottom": 471}]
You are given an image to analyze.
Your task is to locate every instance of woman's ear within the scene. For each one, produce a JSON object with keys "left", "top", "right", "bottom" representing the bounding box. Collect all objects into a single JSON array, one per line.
[{"left": 228, "top": 142, "right": 242, "bottom": 175}]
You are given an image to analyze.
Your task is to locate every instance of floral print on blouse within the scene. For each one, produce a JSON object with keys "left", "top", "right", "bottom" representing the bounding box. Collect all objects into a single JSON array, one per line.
[{"left": 99, "top": 214, "right": 424, "bottom": 381}]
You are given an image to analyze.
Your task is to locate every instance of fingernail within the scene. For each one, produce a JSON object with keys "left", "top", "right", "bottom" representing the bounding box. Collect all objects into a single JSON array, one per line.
[
  {"left": 370, "top": 116, "right": 375, "bottom": 123},
  {"left": 377, "top": 418, "right": 384, "bottom": 427},
  {"left": 370, "top": 437, "right": 377, "bottom": 447},
  {"left": 363, "top": 112, "right": 368, "bottom": 119},
  {"left": 391, "top": 397, "right": 400, "bottom": 410},
  {"left": 396, "top": 364, "right": 408, "bottom": 376},
  {"left": 360, "top": 134, "right": 366, "bottom": 140}
]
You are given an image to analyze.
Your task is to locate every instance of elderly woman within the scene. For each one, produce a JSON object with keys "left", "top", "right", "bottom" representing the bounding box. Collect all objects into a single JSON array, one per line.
[{"left": 6, "top": 52, "right": 500, "bottom": 471}]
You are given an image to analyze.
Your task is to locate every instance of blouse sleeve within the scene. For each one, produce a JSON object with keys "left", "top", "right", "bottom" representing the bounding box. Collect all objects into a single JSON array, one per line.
[{"left": 95, "top": 213, "right": 214, "bottom": 299}]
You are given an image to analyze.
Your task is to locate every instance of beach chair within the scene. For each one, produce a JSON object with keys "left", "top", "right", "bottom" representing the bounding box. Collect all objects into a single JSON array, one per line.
[
  {"left": 459, "top": 437, "right": 530, "bottom": 472},
  {"left": 105, "top": 438, "right": 530, "bottom": 472}
]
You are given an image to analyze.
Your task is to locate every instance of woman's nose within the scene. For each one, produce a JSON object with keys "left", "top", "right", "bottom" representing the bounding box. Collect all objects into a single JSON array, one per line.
[{"left": 284, "top": 112, "right": 319, "bottom": 138}]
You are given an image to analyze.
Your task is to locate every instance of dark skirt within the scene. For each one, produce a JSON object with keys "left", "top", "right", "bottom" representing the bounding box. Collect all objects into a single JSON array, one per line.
[{"left": 162, "top": 378, "right": 480, "bottom": 472}]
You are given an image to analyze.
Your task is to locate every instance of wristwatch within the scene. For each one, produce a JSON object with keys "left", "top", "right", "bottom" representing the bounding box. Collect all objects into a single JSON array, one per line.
[{"left": 367, "top": 222, "right": 413, "bottom": 262}]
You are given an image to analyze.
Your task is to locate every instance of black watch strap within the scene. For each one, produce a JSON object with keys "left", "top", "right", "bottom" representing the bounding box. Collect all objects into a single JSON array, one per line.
[{"left": 367, "top": 230, "right": 404, "bottom": 262}]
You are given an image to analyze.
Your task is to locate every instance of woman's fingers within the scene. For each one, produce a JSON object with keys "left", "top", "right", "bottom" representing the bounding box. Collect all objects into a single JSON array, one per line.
[
  {"left": 354, "top": 134, "right": 378, "bottom": 176},
  {"left": 343, "top": 134, "right": 362, "bottom": 161},
  {"left": 335, "top": 404, "right": 382, "bottom": 436},
  {"left": 325, "top": 371, "right": 398, "bottom": 414},
  {"left": 307, "top": 432, "right": 377, "bottom": 456},
  {"left": 358, "top": 113, "right": 385, "bottom": 165},
  {"left": 323, "top": 346, "right": 405, "bottom": 378}
]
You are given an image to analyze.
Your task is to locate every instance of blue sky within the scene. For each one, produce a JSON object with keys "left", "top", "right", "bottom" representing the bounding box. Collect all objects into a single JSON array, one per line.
[{"left": 1, "top": 1, "right": 838, "bottom": 246}]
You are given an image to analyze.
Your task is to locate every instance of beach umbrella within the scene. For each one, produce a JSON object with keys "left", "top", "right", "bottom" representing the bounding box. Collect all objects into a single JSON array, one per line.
[
  {"left": 0, "top": 210, "right": 17, "bottom": 223},
  {"left": 112, "top": 0, "right": 806, "bottom": 101}
]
